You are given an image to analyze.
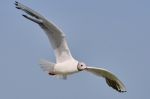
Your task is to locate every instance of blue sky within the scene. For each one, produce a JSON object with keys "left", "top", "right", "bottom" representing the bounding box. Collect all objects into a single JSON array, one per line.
[{"left": 0, "top": 0, "right": 150, "bottom": 99}]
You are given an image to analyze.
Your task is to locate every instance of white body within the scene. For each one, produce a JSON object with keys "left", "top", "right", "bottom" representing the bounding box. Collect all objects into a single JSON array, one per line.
[
  {"left": 54, "top": 59, "right": 78, "bottom": 75},
  {"left": 15, "top": 1, "right": 126, "bottom": 93}
]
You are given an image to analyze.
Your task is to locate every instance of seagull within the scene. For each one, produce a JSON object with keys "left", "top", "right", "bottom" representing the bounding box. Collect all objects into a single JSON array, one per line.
[{"left": 15, "top": 1, "right": 126, "bottom": 93}]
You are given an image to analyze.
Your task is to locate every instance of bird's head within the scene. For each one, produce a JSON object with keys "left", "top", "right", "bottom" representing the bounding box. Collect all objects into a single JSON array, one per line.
[{"left": 77, "top": 62, "right": 87, "bottom": 71}]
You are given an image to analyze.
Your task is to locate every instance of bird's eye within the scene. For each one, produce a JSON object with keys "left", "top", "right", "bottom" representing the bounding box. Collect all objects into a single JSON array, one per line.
[{"left": 81, "top": 64, "right": 83, "bottom": 67}]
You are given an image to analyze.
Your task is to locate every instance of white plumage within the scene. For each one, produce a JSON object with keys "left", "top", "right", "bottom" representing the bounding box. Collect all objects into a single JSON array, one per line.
[{"left": 15, "top": 1, "right": 126, "bottom": 93}]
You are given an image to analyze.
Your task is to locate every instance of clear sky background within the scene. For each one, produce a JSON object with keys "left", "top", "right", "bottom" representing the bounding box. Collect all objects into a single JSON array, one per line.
[{"left": 0, "top": 0, "right": 150, "bottom": 99}]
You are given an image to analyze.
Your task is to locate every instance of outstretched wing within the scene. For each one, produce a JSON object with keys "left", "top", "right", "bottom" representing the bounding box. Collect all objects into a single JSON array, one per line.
[
  {"left": 85, "top": 67, "right": 126, "bottom": 93},
  {"left": 15, "top": 1, "right": 73, "bottom": 63}
]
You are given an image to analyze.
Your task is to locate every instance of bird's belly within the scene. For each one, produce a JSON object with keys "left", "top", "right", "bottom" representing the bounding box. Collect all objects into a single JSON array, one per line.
[{"left": 54, "top": 65, "right": 78, "bottom": 75}]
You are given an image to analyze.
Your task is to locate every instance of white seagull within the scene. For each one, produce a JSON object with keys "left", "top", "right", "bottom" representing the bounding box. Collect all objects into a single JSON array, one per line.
[{"left": 15, "top": 1, "right": 126, "bottom": 93}]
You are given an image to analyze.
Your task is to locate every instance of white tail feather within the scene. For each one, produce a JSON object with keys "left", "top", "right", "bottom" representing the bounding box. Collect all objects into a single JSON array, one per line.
[
  {"left": 39, "top": 59, "right": 55, "bottom": 73},
  {"left": 39, "top": 59, "right": 67, "bottom": 79}
]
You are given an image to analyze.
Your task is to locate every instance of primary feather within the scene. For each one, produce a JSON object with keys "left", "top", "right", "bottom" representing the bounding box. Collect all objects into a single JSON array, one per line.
[
  {"left": 15, "top": 1, "right": 73, "bottom": 63},
  {"left": 86, "top": 67, "right": 126, "bottom": 92}
]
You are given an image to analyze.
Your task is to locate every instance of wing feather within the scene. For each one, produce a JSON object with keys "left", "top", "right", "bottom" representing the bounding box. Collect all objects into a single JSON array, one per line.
[
  {"left": 86, "top": 67, "right": 126, "bottom": 92},
  {"left": 15, "top": 1, "right": 73, "bottom": 63}
]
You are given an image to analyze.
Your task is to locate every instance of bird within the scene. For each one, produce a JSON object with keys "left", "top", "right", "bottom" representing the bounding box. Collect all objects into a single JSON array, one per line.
[{"left": 15, "top": 1, "right": 126, "bottom": 93}]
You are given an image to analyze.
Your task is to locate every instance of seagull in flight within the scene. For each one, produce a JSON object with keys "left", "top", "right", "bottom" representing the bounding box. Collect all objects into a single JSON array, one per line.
[{"left": 15, "top": 1, "right": 126, "bottom": 93}]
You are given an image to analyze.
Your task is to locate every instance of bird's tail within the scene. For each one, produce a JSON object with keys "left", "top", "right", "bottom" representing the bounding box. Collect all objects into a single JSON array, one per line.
[
  {"left": 39, "top": 59, "right": 67, "bottom": 80},
  {"left": 39, "top": 59, "right": 55, "bottom": 74}
]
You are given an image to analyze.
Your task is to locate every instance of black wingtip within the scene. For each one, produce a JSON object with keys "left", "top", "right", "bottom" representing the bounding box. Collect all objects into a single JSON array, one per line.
[
  {"left": 14, "top": 1, "right": 18, "bottom": 6},
  {"left": 118, "top": 90, "right": 127, "bottom": 93},
  {"left": 22, "top": 14, "right": 27, "bottom": 18},
  {"left": 14, "top": 1, "right": 20, "bottom": 9},
  {"left": 117, "top": 88, "right": 127, "bottom": 93},
  {"left": 15, "top": 7, "right": 20, "bottom": 9},
  {"left": 105, "top": 78, "right": 126, "bottom": 93},
  {"left": 121, "top": 90, "right": 127, "bottom": 93}
]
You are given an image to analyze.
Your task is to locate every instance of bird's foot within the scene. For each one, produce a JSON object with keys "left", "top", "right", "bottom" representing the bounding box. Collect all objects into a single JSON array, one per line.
[{"left": 48, "top": 72, "right": 56, "bottom": 75}]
